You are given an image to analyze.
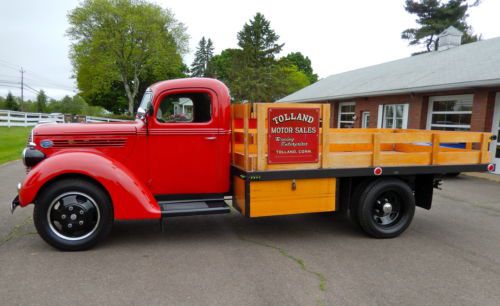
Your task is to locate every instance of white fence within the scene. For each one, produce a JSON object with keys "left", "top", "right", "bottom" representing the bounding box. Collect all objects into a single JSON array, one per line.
[
  {"left": 0, "top": 110, "right": 129, "bottom": 127},
  {"left": 0, "top": 110, "right": 64, "bottom": 127}
]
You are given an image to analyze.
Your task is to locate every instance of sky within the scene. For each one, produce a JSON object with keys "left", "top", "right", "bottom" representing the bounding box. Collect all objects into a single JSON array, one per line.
[{"left": 1, "top": 0, "right": 499, "bottom": 100}]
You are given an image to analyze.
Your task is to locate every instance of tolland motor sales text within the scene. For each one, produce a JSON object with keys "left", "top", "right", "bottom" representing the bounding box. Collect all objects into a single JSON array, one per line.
[
  {"left": 270, "top": 127, "right": 317, "bottom": 133},
  {"left": 271, "top": 113, "right": 315, "bottom": 124}
]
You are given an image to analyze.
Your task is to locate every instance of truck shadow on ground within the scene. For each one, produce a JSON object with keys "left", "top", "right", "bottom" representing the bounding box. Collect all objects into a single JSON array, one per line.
[{"left": 104, "top": 211, "right": 363, "bottom": 248}]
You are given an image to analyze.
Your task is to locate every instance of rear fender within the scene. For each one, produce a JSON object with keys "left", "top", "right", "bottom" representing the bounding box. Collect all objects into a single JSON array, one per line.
[{"left": 19, "top": 152, "right": 160, "bottom": 220}]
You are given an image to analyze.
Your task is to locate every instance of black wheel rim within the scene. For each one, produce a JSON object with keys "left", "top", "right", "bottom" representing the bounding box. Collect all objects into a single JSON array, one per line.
[
  {"left": 46, "top": 192, "right": 100, "bottom": 241},
  {"left": 371, "top": 191, "right": 403, "bottom": 227}
]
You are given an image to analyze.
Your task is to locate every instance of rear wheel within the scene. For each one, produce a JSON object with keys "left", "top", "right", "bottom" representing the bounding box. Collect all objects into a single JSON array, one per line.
[
  {"left": 354, "top": 178, "right": 415, "bottom": 238},
  {"left": 33, "top": 178, "right": 113, "bottom": 251}
]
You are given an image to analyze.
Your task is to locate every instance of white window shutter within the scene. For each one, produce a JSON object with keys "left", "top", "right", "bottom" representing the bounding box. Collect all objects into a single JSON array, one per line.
[
  {"left": 402, "top": 103, "right": 409, "bottom": 129},
  {"left": 377, "top": 105, "right": 383, "bottom": 128}
]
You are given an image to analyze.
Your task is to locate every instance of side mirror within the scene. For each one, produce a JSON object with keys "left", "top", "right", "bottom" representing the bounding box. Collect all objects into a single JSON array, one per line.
[{"left": 136, "top": 107, "right": 148, "bottom": 123}]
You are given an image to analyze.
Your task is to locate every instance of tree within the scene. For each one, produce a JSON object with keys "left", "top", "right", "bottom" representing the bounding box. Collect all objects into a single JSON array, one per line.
[
  {"left": 5, "top": 92, "right": 19, "bottom": 111},
  {"left": 36, "top": 90, "right": 47, "bottom": 113},
  {"left": 210, "top": 48, "right": 242, "bottom": 83},
  {"left": 280, "top": 52, "right": 318, "bottom": 83},
  {"left": 237, "top": 12, "right": 284, "bottom": 66},
  {"left": 68, "top": 0, "right": 189, "bottom": 114},
  {"left": 402, "top": 0, "right": 481, "bottom": 52},
  {"left": 191, "top": 37, "right": 215, "bottom": 77}
]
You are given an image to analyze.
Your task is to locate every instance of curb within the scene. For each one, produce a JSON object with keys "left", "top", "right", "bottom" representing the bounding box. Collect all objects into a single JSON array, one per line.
[{"left": 463, "top": 172, "right": 500, "bottom": 183}]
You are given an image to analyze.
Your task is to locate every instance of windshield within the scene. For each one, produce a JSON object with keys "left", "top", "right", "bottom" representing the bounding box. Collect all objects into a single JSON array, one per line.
[{"left": 138, "top": 89, "right": 153, "bottom": 114}]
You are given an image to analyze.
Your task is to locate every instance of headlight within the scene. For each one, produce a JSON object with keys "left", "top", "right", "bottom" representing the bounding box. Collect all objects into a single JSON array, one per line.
[{"left": 22, "top": 147, "right": 45, "bottom": 168}]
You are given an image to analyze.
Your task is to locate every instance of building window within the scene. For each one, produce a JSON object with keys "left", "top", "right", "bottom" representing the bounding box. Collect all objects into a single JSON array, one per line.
[
  {"left": 377, "top": 104, "right": 409, "bottom": 129},
  {"left": 427, "top": 95, "right": 473, "bottom": 131},
  {"left": 361, "top": 111, "right": 370, "bottom": 128},
  {"left": 338, "top": 102, "right": 355, "bottom": 128}
]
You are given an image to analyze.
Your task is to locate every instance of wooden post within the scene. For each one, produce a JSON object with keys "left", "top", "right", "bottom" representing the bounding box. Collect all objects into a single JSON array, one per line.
[
  {"left": 321, "top": 104, "right": 330, "bottom": 168},
  {"left": 24, "top": 113, "right": 27, "bottom": 126},
  {"left": 231, "top": 106, "right": 235, "bottom": 165},
  {"left": 372, "top": 133, "right": 380, "bottom": 166},
  {"left": 7, "top": 111, "right": 11, "bottom": 128},
  {"left": 480, "top": 133, "right": 490, "bottom": 163},
  {"left": 256, "top": 103, "right": 267, "bottom": 171},
  {"left": 431, "top": 133, "right": 440, "bottom": 165},
  {"left": 243, "top": 104, "right": 250, "bottom": 170}
]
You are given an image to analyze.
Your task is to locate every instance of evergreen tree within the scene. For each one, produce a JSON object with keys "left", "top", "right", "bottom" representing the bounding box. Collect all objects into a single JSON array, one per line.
[
  {"left": 191, "top": 37, "right": 215, "bottom": 77},
  {"left": 5, "top": 92, "right": 19, "bottom": 111},
  {"left": 402, "top": 0, "right": 481, "bottom": 53},
  {"left": 36, "top": 90, "right": 47, "bottom": 113},
  {"left": 237, "top": 12, "right": 284, "bottom": 66}
]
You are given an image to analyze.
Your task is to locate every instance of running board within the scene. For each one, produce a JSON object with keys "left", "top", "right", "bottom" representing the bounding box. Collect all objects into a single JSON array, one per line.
[{"left": 160, "top": 200, "right": 230, "bottom": 217}]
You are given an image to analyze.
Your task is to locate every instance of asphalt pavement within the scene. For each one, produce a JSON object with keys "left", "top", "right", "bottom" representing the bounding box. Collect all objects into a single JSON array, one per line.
[{"left": 1, "top": 161, "right": 500, "bottom": 305}]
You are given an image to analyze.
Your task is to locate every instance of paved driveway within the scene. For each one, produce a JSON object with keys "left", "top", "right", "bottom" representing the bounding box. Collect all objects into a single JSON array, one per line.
[{"left": 1, "top": 161, "right": 500, "bottom": 305}]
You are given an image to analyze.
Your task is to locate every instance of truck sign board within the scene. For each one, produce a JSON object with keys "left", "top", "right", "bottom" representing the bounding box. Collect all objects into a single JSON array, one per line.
[{"left": 267, "top": 107, "right": 320, "bottom": 164}]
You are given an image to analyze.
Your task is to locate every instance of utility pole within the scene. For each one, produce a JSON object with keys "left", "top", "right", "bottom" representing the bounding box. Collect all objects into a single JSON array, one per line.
[{"left": 20, "top": 67, "right": 25, "bottom": 103}]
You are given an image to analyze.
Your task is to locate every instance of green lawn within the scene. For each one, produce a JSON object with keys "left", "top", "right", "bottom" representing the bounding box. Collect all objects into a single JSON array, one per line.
[{"left": 0, "top": 127, "right": 32, "bottom": 165}]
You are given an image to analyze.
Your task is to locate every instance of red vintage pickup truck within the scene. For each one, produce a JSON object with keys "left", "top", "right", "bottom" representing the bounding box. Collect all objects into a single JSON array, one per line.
[{"left": 12, "top": 78, "right": 495, "bottom": 250}]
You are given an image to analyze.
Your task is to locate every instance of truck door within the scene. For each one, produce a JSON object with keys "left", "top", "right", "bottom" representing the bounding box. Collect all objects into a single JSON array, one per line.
[{"left": 148, "top": 88, "right": 222, "bottom": 195}]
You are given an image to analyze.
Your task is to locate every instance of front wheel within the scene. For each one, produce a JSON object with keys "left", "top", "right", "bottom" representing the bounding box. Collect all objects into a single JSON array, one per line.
[
  {"left": 33, "top": 178, "right": 113, "bottom": 251},
  {"left": 354, "top": 178, "right": 415, "bottom": 238}
]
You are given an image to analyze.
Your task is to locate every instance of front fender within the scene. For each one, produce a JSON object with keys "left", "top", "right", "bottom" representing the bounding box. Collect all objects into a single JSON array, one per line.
[{"left": 19, "top": 152, "right": 161, "bottom": 220}]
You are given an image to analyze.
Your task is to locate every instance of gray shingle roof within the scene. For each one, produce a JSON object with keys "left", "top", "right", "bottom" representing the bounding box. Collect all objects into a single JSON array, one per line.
[{"left": 279, "top": 37, "right": 500, "bottom": 102}]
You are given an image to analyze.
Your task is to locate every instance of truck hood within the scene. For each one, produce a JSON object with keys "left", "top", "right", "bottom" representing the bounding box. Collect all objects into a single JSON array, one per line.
[{"left": 33, "top": 121, "right": 141, "bottom": 136}]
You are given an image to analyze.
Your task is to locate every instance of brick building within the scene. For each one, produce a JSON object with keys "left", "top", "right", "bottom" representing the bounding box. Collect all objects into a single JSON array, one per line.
[{"left": 279, "top": 27, "right": 500, "bottom": 174}]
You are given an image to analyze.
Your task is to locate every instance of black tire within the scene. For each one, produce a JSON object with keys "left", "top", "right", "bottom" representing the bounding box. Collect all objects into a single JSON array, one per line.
[
  {"left": 33, "top": 178, "right": 113, "bottom": 251},
  {"left": 355, "top": 178, "right": 415, "bottom": 238},
  {"left": 349, "top": 179, "right": 372, "bottom": 226}
]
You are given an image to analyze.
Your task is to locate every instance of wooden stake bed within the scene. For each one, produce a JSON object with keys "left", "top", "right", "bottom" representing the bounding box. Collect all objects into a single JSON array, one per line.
[
  {"left": 231, "top": 103, "right": 492, "bottom": 217},
  {"left": 231, "top": 103, "right": 492, "bottom": 172}
]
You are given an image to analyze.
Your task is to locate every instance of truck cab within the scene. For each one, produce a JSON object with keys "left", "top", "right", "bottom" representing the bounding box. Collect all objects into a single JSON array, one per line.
[{"left": 139, "top": 78, "right": 232, "bottom": 196}]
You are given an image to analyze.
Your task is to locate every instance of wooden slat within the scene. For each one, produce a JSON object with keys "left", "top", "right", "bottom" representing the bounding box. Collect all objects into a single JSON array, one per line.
[
  {"left": 330, "top": 133, "right": 373, "bottom": 144},
  {"left": 243, "top": 104, "right": 250, "bottom": 170},
  {"left": 232, "top": 104, "right": 246, "bottom": 119},
  {"left": 480, "top": 133, "right": 491, "bottom": 163},
  {"left": 256, "top": 103, "right": 267, "bottom": 171},
  {"left": 373, "top": 134, "right": 381, "bottom": 166},
  {"left": 321, "top": 104, "right": 330, "bottom": 168},
  {"left": 329, "top": 152, "right": 372, "bottom": 168},
  {"left": 438, "top": 151, "right": 481, "bottom": 164},
  {"left": 438, "top": 132, "right": 483, "bottom": 143},
  {"left": 378, "top": 133, "right": 432, "bottom": 144},
  {"left": 431, "top": 133, "right": 440, "bottom": 165},
  {"left": 379, "top": 152, "right": 431, "bottom": 166}
]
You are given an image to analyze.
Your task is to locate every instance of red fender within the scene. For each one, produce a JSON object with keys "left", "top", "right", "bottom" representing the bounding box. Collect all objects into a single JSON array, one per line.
[{"left": 18, "top": 152, "right": 161, "bottom": 220}]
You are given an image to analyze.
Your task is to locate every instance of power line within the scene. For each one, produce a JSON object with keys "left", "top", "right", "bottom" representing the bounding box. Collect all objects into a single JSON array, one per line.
[{"left": 20, "top": 67, "right": 25, "bottom": 103}]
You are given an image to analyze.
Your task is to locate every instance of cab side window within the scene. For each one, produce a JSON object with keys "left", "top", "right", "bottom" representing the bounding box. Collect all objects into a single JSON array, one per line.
[{"left": 157, "top": 93, "right": 212, "bottom": 123}]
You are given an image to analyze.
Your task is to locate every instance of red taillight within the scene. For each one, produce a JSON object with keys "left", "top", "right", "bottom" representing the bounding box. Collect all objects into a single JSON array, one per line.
[
  {"left": 487, "top": 164, "right": 495, "bottom": 172},
  {"left": 374, "top": 167, "right": 383, "bottom": 176}
]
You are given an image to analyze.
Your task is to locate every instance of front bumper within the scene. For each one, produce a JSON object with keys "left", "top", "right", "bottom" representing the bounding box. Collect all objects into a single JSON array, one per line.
[
  {"left": 11, "top": 182, "right": 22, "bottom": 214},
  {"left": 11, "top": 195, "right": 20, "bottom": 214}
]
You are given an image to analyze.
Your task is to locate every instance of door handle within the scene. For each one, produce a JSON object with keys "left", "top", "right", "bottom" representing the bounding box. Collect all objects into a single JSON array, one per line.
[{"left": 205, "top": 136, "right": 217, "bottom": 140}]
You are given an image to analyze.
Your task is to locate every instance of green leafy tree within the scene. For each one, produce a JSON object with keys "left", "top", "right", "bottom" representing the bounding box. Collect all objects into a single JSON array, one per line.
[
  {"left": 280, "top": 52, "right": 318, "bottom": 83},
  {"left": 210, "top": 48, "right": 242, "bottom": 83},
  {"left": 36, "top": 90, "right": 47, "bottom": 113},
  {"left": 5, "top": 92, "right": 19, "bottom": 111},
  {"left": 402, "top": 0, "right": 481, "bottom": 52},
  {"left": 68, "top": 0, "right": 189, "bottom": 114},
  {"left": 191, "top": 37, "right": 215, "bottom": 77}
]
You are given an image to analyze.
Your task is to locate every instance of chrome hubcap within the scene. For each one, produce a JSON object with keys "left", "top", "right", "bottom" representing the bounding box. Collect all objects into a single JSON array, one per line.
[{"left": 372, "top": 192, "right": 401, "bottom": 227}]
